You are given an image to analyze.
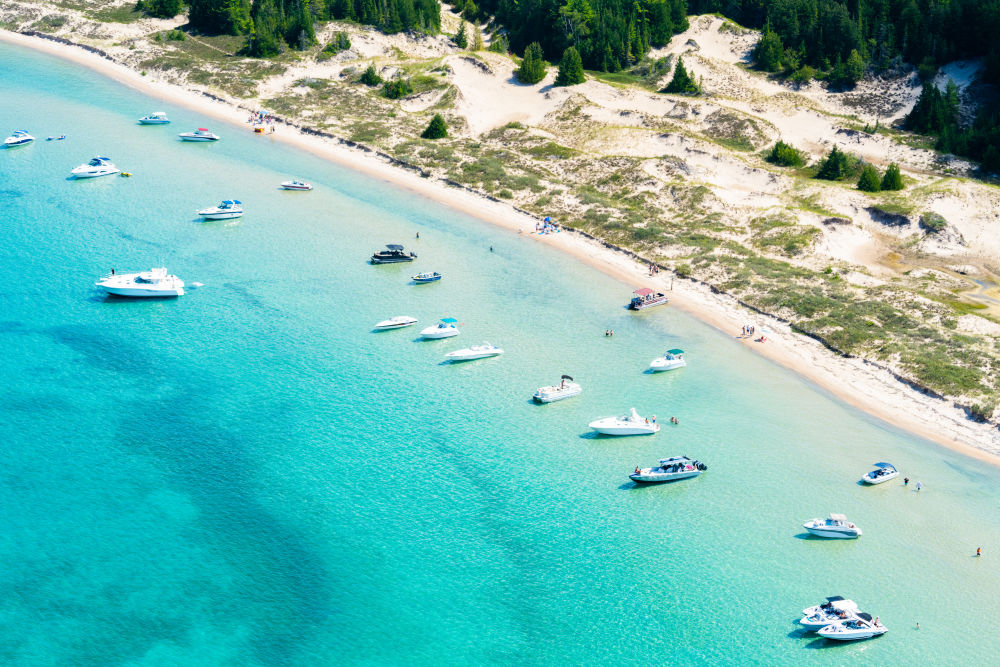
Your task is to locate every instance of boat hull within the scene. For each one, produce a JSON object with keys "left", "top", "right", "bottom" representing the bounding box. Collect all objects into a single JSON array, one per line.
[
  {"left": 862, "top": 471, "right": 899, "bottom": 484},
  {"left": 803, "top": 527, "right": 861, "bottom": 539},
  {"left": 200, "top": 211, "right": 244, "bottom": 220},
  {"left": 446, "top": 351, "right": 502, "bottom": 361},
  {"left": 629, "top": 469, "right": 701, "bottom": 483},
  {"left": 371, "top": 256, "right": 415, "bottom": 264},
  {"left": 420, "top": 329, "right": 459, "bottom": 339},
  {"left": 4, "top": 139, "right": 33, "bottom": 146},
  {"left": 72, "top": 169, "right": 120, "bottom": 178},
  {"left": 99, "top": 286, "right": 184, "bottom": 297},
  {"left": 375, "top": 318, "right": 417, "bottom": 330},
  {"left": 649, "top": 359, "right": 686, "bottom": 372},
  {"left": 281, "top": 183, "right": 312, "bottom": 190},
  {"left": 533, "top": 386, "right": 582, "bottom": 403},
  {"left": 590, "top": 425, "right": 659, "bottom": 436},
  {"left": 139, "top": 119, "right": 170, "bottom": 125},
  {"left": 413, "top": 275, "right": 442, "bottom": 283}
]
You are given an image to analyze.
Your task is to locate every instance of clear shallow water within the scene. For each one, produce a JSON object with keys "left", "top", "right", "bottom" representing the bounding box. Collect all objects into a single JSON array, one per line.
[{"left": 2, "top": 42, "right": 1000, "bottom": 665}]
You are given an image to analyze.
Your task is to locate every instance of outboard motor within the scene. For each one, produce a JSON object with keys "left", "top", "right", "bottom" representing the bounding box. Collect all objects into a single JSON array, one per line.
[{"left": 697, "top": 462, "right": 708, "bottom": 471}]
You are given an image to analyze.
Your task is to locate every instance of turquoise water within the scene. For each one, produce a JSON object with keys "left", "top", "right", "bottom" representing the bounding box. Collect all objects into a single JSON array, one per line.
[{"left": 2, "top": 42, "right": 1000, "bottom": 665}]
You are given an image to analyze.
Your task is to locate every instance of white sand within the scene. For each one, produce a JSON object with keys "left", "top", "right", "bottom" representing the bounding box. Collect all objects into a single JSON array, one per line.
[{"left": 3, "top": 28, "right": 999, "bottom": 461}]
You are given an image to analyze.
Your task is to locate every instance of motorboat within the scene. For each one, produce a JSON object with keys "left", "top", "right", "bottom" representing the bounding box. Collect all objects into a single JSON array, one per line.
[
  {"left": 280, "top": 180, "right": 312, "bottom": 190},
  {"left": 589, "top": 408, "right": 660, "bottom": 436},
  {"left": 862, "top": 462, "right": 899, "bottom": 485},
  {"left": 4, "top": 130, "right": 34, "bottom": 147},
  {"left": 649, "top": 348, "right": 686, "bottom": 372},
  {"left": 138, "top": 112, "right": 170, "bottom": 124},
  {"left": 802, "top": 596, "right": 859, "bottom": 618},
  {"left": 420, "top": 317, "right": 460, "bottom": 339},
  {"left": 374, "top": 315, "right": 417, "bottom": 330},
  {"left": 445, "top": 342, "right": 503, "bottom": 361},
  {"left": 628, "top": 287, "right": 669, "bottom": 310},
  {"left": 70, "top": 156, "right": 120, "bottom": 178},
  {"left": 803, "top": 514, "right": 862, "bottom": 539},
  {"left": 95, "top": 267, "right": 185, "bottom": 297},
  {"left": 533, "top": 375, "right": 581, "bottom": 403},
  {"left": 179, "top": 128, "right": 220, "bottom": 141},
  {"left": 817, "top": 613, "right": 887, "bottom": 641},
  {"left": 413, "top": 271, "right": 442, "bottom": 283},
  {"left": 371, "top": 244, "right": 416, "bottom": 264},
  {"left": 629, "top": 456, "right": 706, "bottom": 483},
  {"left": 800, "top": 603, "right": 860, "bottom": 630},
  {"left": 198, "top": 200, "right": 243, "bottom": 220}
]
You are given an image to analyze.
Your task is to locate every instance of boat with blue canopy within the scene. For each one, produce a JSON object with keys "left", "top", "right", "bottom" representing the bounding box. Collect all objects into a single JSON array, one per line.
[
  {"left": 649, "top": 348, "right": 686, "bottom": 372},
  {"left": 4, "top": 130, "right": 34, "bottom": 147}
]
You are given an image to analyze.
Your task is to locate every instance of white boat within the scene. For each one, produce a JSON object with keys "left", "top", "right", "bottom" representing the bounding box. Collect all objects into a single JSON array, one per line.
[
  {"left": 95, "top": 267, "right": 185, "bottom": 297},
  {"left": 533, "top": 375, "right": 581, "bottom": 403},
  {"left": 862, "top": 462, "right": 899, "bottom": 485},
  {"left": 649, "top": 348, "right": 687, "bottom": 372},
  {"left": 628, "top": 287, "right": 669, "bottom": 310},
  {"left": 445, "top": 342, "right": 503, "bottom": 361},
  {"left": 589, "top": 408, "right": 660, "bottom": 436},
  {"left": 70, "top": 156, "right": 120, "bottom": 178},
  {"left": 280, "top": 180, "right": 312, "bottom": 190},
  {"left": 799, "top": 600, "right": 859, "bottom": 630},
  {"left": 4, "top": 130, "right": 34, "bottom": 147},
  {"left": 420, "top": 317, "right": 460, "bottom": 339},
  {"left": 630, "top": 456, "right": 706, "bottom": 483},
  {"left": 198, "top": 200, "right": 243, "bottom": 220},
  {"left": 802, "top": 597, "right": 859, "bottom": 617},
  {"left": 803, "top": 514, "right": 862, "bottom": 539},
  {"left": 179, "top": 128, "right": 220, "bottom": 141},
  {"left": 817, "top": 613, "right": 887, "bottom": 641},
  {"left": 138, "top": 112, "right": 170, "bottom": 125},
  {"left": 374, "top": 315, "right": 417, "bottom": 330}
]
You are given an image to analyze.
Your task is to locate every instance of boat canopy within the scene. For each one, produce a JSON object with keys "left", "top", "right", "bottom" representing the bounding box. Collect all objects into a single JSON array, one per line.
[
  {"left": 561, "top": 374, "right": 574, "bottom": 380},
  {"left": 857, "top": 612, "right": 873, "bottom": 622},
  {"left": 221, "top": 200, "right": 242, "bottom": 206},
  {"left": 666, "top": 348, "right": 684, "bottom": 355},
  {"left": 440, "top": 317, "right": 458, "bottom": 323},
  {"left": 825, "top": 596, "right": 845, "bottom": 603},
  {"left": 634, "top": 288, "right": 654, "bottom": 296},
  {"left": 386, "top": 244, "right": 404, "bottom": 251},
  {"left": 873, "top": 462, "right": 895, "bottom": 469},
  {"left": 658, "top": 456, "right": 691, "bottom": 464},
  {"left": 198, "top": 127, "right": 210, "bottom": 131},
  {"left": 829, "top": 513, "right": 848, "bottom": 521}
]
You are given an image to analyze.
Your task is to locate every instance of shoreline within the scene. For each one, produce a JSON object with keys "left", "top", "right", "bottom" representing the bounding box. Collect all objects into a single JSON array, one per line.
[{"left": 4, "top": 29, "right": 999, "bottom": 462}]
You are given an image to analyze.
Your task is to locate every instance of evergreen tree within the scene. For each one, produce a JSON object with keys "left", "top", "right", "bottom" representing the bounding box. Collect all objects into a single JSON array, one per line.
[
  {"left": 516, "top": 42, "right": 547, "bottom": 85},
  {"left": 359, "top": 63, "right": 382, "bottom": 86},
  {"left": 244, "top": 0, "right": 282, "bottom": 56},
  {"left": 754, "top": 25, "right": 783, "bottom": 72},
  {"left": 857, "top": 163, "right": 882, "bottom": 192},
  {"left": 554, "top": 46, "right": 585, "bottom": 86},
  {"left": 488, "top": 32, "right": 508, "bottom": 53},
  {"left": 816, "top": 146, "right": 849, "bottom": 180},
  {"left": 382, "top": 77, "right": 414, "bottom": 99},
  {"left": 189, "top": 0, "right": 251, "bottom": 35},
  {"left": 421, "top": 113, "right": 448, "bottom": 139},
  {"left": 140, "top": 0, "right": 183, "bottom": 18},
  {"left": 285, "top": 0, "right": 317, "bottom": 50},
  {"left": 766, "top": 140, "right": 804, "bottom": 167},
  {"left": 663, "top": 57, "right": 698, "bottom": 94},
  {"left": 472, "top": 23, "right": 484, "bottom": 51},
  {"left": 881, "top": 163, "right": 904, "bottom": 190},
  {"left": 455, "top": 22, "right": 468, "bottom": 49}
]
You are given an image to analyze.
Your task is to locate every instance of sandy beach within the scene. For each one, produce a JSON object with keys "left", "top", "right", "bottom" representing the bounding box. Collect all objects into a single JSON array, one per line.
[{"left": 3, "top": 28, "right": 998, "bottom": 461}]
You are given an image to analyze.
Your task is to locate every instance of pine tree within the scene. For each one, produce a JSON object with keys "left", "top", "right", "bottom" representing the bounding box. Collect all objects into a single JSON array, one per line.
[
  {"left": 421, "top": 113, "right": 448, "bottom": 139},
  {"left": 359, "top": 63, "right": 382, "bottom": 86},
  {"left": 554, "top": 46, "right": 585, "bottom": 86},
  {"left": 454, "top": 22, "right": 468, "bottom": 49},
  {"left": 857, "top": 163, "right": 882, "bottom": 192},
  {"left": 754, "top": 25, "right": 783, "bottom": 72},
  {"left": 516, "top": 42, "right": 547, "bottom": 85},
  {"left": 244, "top": 0, "right": 282, "bottom": 56},
  {"left": 471, "top": 23, "right": 484, "bottom": 51},
  {"left": 881, "top": 163, "right": 904, "bottom": 190},
  {"left": 816, "top": 146, "right": 849, "bottom": 180},
  {"left": 663, "top": 57, "right": 698, "bottom": 94},
  {"left": 142, "top": 0, "right": 183, "bottom": 18}
]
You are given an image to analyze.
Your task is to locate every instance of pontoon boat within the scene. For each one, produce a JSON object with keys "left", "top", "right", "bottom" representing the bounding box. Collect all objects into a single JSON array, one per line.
[
  {"left": 628, "top": 287, "right": 669, "bottom": 310},
  {"left": 370, "top": 244, "right": 416, "bottom": 264},
  {"left": 533, "top": 375, "right": 581, "bottom": 403}
]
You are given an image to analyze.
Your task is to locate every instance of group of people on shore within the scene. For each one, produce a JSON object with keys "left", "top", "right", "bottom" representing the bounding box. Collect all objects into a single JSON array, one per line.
[
  {"left": 647, "top": 263, "right": 660, "bottom": 276},
  {"left": 248, "top": 110, "right": 276, "bottom": 133},
  {"left": 536, "top": 216, "right": 559, "bottom": 235}
]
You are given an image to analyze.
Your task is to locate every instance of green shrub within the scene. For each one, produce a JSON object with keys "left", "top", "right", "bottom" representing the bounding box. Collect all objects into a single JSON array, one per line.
[
  {"left": 919, "top": 212, "right": 947, "bottom": 233},
  {"left": 382, "top": 78, "right": 414, "bottom": 99},
  {"left": 766, "top": 140, "right": 805, "bottom": 167},
  {"left": 857, "top": 163, "right": 882, "bottom": 192},
  {"left": 164, "top": 29, "right": 186, "bottom": 41},
  {"left": 421, "top": 114, "right": 448, "bottom": 139},
  {"left": 816, "top": 146, "right": 855, "bottom": 181},
  {"left": 554, "top": 46, "right": 585, "bottom": 86},
  {"left": 359, "top": 64, "right": 382, "bottom": 86},
  {"left": 516, "top": 42, "right": 547, "bottom": 84},
  {"left": 454, "top": 23, "right": 468, "bottom": 49},
  {"left": 662, "top": 56, "right": 699, "bottom": 94},
  {"left": 488, "top": 32, "right": 508, "bottom": 54},
  {"left": 881, "top": 162, "right": 904, "bottom": 190},
  {"left": 674, "top": 263, "right": 693, "bottom": 278}
]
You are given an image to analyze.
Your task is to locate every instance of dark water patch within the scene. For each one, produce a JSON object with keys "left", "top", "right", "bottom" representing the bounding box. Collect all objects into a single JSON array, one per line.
[
  {"left": 0, "top": 188, "right": 23, "bottom": 198},
  {"left": 0, "top": 390, "right": 76, "bottom": 414},
  {"left": 113, "top": 229, "right": 171, "bottom": 250},
  {"left": 44, "top": 324, "right": 159, "bottom": 378},
  {"left": 0, "top": 320, "right": 27, "bottom": 334},
  {"left": 223, "top": 282, "right": 284, "bottom": 316}
]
